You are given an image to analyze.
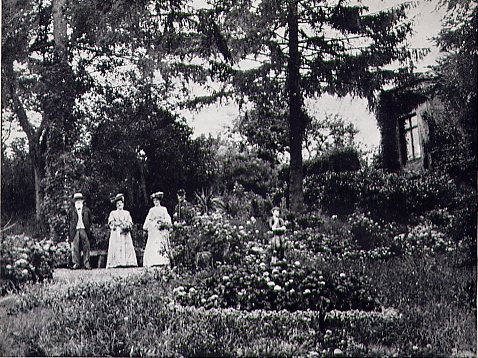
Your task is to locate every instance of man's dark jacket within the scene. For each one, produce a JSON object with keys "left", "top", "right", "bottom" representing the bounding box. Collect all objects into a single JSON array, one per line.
[{"left": 68, "top": 206, "right": 93, "bottom": 241}]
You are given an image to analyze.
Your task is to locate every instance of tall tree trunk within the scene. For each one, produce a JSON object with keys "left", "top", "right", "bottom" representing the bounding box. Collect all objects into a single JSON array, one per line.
[
  {"left": 52, "top": 0, "right": 68, "bottom": 62},
  {"left": 5, "top": 58, "right": 45, "bottom": 229},
  {"left": 287, "top": 0, "right": 304, "bottom": 213},
  {"left": 33, "top": 164, "right": 42, "bottom": 225},
  {"left": 139, "top": 161, "right": 149, "bottom": 205}
]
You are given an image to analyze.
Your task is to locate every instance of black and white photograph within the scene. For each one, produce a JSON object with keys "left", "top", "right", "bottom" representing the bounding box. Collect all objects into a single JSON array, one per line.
[{"left": 1, "top": 0, "right": 476, "bottom": 356}]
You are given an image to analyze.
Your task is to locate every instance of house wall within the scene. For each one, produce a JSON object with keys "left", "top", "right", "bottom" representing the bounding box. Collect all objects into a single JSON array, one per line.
[
  {"left": 404, "top": 98, "right": 444, "bottom": 171},
  {"left": 377, "top": 85, "right": 429, "bottom": 172}
]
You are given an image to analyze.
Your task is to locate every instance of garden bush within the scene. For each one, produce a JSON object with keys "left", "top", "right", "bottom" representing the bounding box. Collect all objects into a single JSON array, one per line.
[
  {"left": 391, "top": 221, "right": 455, "bottom": 256},
  {"left": 173, "top": 260, "right": 378, "bottom": 313},
  {"left": 52, "top": 241, "right": 70, "bottom": 268},
  {"left": 170, "top": 213, "right": 263, "bottom": 271},
  {"left": 440, "top": 190, "right": 477, "bottom": 265},
  {"left": 346, "top": 212, "right": 407, "bottom": 252},
  {"left": 304, "top": 146, "right": 361, "bottom": 175},
  {"left": 0, "top": 234, "right": 56, "bottom": 294},
  {"left": 288, "top": 225, "right": 354, "bottom": 257},
  {"left": 305, "top": 171, "right": 359, "bottom": 216},
  {"left": 219, "top": 185, "right": 271, "bottom": 222},
  {"left": 287, "top": 210, "right": 461, "bottom": 262},
  {"left": 304, "top": 169, "right": 458, "bottom": 223}
]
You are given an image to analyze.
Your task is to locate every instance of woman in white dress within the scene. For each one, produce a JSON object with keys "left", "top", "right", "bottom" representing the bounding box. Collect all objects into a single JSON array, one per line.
[
  {"left": 143, "top": 191, "right": 172, "bottom": 267},
  {"left": 106, "top": 193, "right": 138, "bottom": 268}
]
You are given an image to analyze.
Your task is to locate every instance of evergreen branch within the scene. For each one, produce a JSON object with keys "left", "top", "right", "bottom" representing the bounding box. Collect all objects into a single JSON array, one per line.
[
  {"left": 177, "top": 89, "right": 234, "bottom": 110},
  {"left": 74, "top": 44, "right": 140, "bottom": 62},
  {"left": 242, "top": 56, "right": 271, "bottom": 65}
]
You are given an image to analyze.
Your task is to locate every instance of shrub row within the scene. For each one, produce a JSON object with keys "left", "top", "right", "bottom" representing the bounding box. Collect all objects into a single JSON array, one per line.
[{"left": 304, "top": 169, "right": 459, "bottom": 223}]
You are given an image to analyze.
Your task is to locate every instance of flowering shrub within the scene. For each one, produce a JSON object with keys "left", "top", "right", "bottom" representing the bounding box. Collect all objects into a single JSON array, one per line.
[
  {"left": 346, "top": 212, "right": 402, "bottom": 250},
  {"left": 287, "top": 210, "right": 461, "bottom": 261},
  {"left": 424, "top": 208, "right": 455, "bottom": 232},
  {"left": 292, "top": 211, "right": 326, "bottom": 229},
  {"left": 52, "top": 241, "right": 70, "bottom": 268},
  {"left": 0, "top": 235, "right": 56, "bottom": 294},
  {"left": 170, "top": 213, "right": 263, "bottom": 270},
  {"left": 173, "top": 260, "right": 378, "bottom": 313},
  {"left": 392, "top": 222, "right": 455, "bottom": 255},
  {"left": 288, "top": 227, "right": 354, "bottom": 256}
]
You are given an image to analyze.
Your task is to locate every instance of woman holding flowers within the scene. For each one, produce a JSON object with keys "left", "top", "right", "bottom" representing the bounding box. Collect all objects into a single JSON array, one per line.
[
  {"left": 142, "top": 191, "right": 172, "bottom": 267},
  {"left": 106, "top": 194, "right": 138, "bottom": 268}
]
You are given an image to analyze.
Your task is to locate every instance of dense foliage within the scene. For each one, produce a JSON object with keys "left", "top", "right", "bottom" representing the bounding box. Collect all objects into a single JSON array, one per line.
[
  {"left": 0, "top": 235, "right": 56, "bottom": 294},
  {"left": 1, "top": 159, "right": 476, "bottom": 356},
  {"left": 304, "top": 169, "right": 458, "bottom": 221},
  {"left": 174, "top": 261, "right": 377, "bottom": 313},
  {"left": 431, "top": 0, "right": 477, "bottom": 185},
  {"left": 86, "top": 87, "right": 215, "bottom": 222},
  {"left": 1, "top": 140, "right": 35, "bottom": 222}
]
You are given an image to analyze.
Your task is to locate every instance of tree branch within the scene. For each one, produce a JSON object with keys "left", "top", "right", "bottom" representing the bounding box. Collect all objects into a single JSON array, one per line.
[{"left": 4, "top": 62, "right": 35, "bottom": 146}]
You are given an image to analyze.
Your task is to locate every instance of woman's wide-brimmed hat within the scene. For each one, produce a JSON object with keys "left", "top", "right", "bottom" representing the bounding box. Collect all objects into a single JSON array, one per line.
[
  {"left": 73, "top": 192, "right": 84, "bottom": 201},
  {"left": 150, "top": 191, "right": 164, "bottom": 200},
  {"left": 111, "top": 193, "right": 125, "bottom": 204}
]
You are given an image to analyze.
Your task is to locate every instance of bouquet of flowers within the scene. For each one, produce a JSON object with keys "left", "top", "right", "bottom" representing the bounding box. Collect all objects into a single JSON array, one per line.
[
  {"left": 111, "top": 218, "right": 132, "bottom": 234},
  {"left": 155, "top": 219, "right": 172, "bottom": 231},
  {"left": 120, "top": 226, "right": 131, "bottom": 234}
]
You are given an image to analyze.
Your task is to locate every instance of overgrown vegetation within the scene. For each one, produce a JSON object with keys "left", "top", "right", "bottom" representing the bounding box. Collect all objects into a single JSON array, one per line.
[
  {"left": 0, "top": 250, "right": 475, "bottom": 356},
  {"left": 1, "top": 0, "right": 476, "bottom": 356}
]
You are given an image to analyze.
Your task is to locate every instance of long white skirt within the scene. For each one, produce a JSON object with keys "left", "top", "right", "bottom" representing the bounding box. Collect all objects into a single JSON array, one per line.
[
  {"left": 143, "top": 228, "right": 170, "bottom": 267},
  {"left": 106, "top": 230, "right": 138, "bottom": 268}
]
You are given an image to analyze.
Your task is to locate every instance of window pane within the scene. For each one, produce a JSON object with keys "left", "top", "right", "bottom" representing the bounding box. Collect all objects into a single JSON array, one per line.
[
  {"left": 406, "top": 131, "right": 414, "bottom": 160},
  {"left": 412, "top": 127, "right": 421, "bottom": 158}
]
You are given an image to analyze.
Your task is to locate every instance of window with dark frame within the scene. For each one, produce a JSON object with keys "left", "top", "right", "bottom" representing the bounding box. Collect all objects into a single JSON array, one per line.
[{"left": 403, "top": 113, "right": 421, "bottom": 161}]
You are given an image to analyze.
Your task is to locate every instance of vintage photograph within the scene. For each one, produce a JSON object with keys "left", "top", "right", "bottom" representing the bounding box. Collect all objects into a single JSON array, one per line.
[{"left": 1, "top": 0, "right": 476, "bottom": 356}]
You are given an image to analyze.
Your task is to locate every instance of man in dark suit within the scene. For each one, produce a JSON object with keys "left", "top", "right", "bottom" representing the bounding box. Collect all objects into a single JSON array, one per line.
[
  {"left": 68, "top": 192, "right": 93, "bottom": 269},
  {"left": 173, "top": 189, "right": 195, "bottom": 225}
]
